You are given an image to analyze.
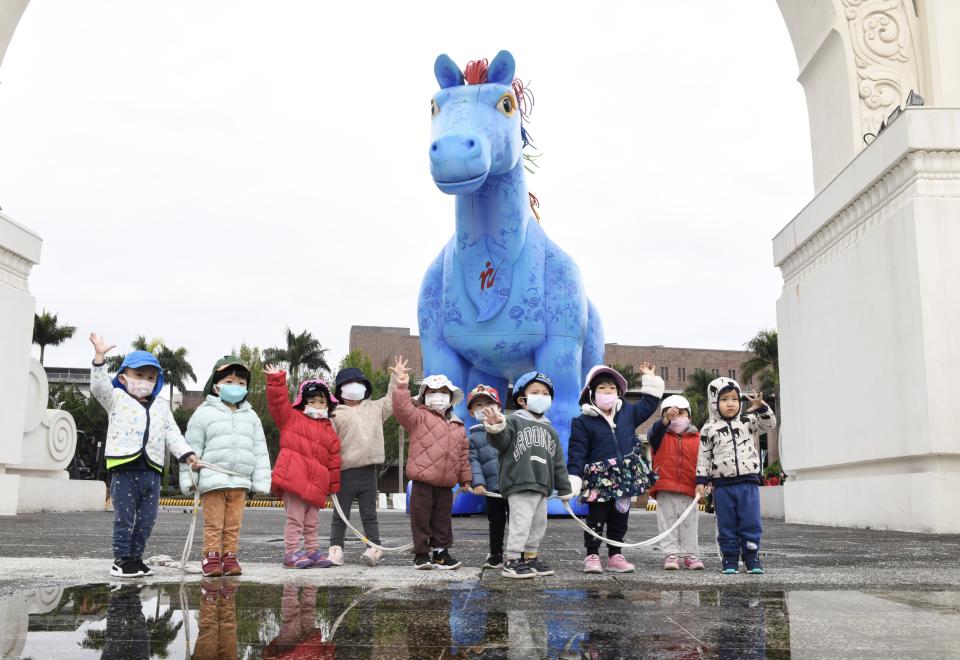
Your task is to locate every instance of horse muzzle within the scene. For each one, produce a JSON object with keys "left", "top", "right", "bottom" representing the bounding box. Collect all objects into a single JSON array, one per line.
[{"left": 429, "top": 133, "right": 491, "bottom": 195}]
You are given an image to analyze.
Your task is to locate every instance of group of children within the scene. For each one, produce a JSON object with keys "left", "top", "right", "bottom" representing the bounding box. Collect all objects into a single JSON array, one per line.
[{"left": 91, "top": 331, "right": 777, "bottom": 579}]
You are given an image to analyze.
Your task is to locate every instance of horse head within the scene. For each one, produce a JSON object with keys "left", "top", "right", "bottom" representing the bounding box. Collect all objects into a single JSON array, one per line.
[{"left": 429, "top": 50, "right": 523, "bottom": 195}]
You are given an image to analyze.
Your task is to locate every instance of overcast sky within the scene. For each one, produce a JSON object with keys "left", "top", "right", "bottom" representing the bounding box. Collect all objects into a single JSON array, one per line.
[{"left": 0, "top": 1, "right": 813, "bottom": 385}]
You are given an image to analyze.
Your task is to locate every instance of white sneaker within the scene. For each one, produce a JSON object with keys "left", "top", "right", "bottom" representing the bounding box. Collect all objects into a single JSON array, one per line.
[
  {"left": 327, "top": 545, "right": 344, "bottom": 566},
  {"left": 361, "top": 547, "right": 383, "bottom": 567}
]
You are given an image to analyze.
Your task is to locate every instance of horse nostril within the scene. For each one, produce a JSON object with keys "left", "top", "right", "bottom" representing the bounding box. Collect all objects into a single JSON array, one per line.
[
  {"left": 466, "top": 139, "right": 476, "bottom": 149},
  {"left": 431, "top": 143, "right": 438, "bottom": 152}
]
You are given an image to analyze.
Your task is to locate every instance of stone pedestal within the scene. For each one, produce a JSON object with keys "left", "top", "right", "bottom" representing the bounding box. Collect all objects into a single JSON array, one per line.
[{"left": 774, "top": 108, "right": 960, "bottom": 532}]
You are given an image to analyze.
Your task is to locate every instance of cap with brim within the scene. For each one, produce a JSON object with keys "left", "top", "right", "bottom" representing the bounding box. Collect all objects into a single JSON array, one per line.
[
  {"left": 203, "top": 356, "right": 252, "bottom": 397},
  {"left": 416, "top": 374, "right": 464, "bottom": 407},
  {"left": 112, "top": 350, "right": 165, "bottom": 398},
  {"left": 578, "top": 365, "right": 628, "bottom": 406},
  {"left": 334, "top": 367, "right": 373, "bottom": 401},
  {"left": 513, "top": 371, "right": 554, "bottom": 405},
  {"left": 467, "top": 384, "right": 502, "bottom": 408},
  {"left": 294, "top": 379, "right": 338, "bottom": 409}
]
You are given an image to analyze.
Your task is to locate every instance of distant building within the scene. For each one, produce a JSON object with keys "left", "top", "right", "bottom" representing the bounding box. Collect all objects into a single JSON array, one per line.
[{"left": 44, "top": 366, "right": 92, "bottom": 394}]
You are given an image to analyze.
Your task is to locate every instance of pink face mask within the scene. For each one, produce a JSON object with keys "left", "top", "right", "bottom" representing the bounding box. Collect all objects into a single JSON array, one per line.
[
  {"left": 669, "top": 417, "right": 689, "bottom": 434},
  {"left": 595, "top": 392, "right": 619, "bottom": 411}
]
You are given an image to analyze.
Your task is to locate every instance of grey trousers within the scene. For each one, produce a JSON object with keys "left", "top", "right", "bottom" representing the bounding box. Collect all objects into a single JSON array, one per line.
[
  {"left": 505, "top": 491, "right": 548, "bottom": 559},
  {"left": 655, "top": 491, "right": 699, "bottom": 557},
  {"left": 329, "top": 465, "right": 381, "bottom": 546}
]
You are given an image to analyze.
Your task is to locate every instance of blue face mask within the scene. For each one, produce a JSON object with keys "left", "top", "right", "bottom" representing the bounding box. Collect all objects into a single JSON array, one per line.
[{"left": 217, "top": 384, "right": 247, "bottom": 404}]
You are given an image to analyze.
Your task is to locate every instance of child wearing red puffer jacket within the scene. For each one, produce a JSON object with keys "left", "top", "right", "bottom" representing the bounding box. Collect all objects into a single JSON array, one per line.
[{"left": 265, "top": 365, "right": 341, "bottom": 569}]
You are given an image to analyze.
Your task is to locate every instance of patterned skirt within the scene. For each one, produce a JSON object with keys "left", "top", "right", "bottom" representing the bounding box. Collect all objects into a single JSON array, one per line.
[{"left": 579, "top": 452, "right": 657, "bottom": 503}]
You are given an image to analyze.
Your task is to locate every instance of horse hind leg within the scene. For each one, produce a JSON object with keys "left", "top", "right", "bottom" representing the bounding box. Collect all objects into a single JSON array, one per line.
[{"left": 581, "top": 298, "right": 606, "bottom": 381}]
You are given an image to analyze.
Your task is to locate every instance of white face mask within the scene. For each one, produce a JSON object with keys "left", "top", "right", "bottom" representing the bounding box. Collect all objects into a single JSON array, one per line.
[
  {"left": 525, "top": 394, "right": 552, "bottom": 415},
  {"left": 424, "top": 392, "right": 450, "bottom": 412},
  {"left": 123, "top": 377, "right": 154, "bottom": 399},
  {"left": 340, "top": 382, "right": 367, "bottom": 401},
  {"left": 472, "top": 408, "right": 487, "bottom": 421},
  {"left": 304, "top": 407, "right": 328, "bottom": 419}
]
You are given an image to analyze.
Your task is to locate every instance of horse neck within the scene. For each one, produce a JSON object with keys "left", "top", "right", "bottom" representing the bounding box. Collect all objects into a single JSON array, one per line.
[{"left": 454, "top": 162, "right": 531, "bottom": 264}]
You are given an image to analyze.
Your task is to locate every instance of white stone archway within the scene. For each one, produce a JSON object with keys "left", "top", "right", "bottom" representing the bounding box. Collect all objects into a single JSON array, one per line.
[{"left": 1, "top": 1, "right": 957, "bottom": 527}]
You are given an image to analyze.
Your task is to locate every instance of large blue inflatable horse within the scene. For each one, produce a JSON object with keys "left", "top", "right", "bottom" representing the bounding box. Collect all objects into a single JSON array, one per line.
[{"left": 418, "top": 50, "right": 604, "bottom": 512}]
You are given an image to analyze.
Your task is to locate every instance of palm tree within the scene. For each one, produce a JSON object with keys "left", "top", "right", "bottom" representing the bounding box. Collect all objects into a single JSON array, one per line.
[
  {"left": 106, "top": 335, "right": 164, "bottom": 371},
  {"left": 682, "top": 368, "right": 715, "bottom": 428},
  {"left": 32, "top": 309, "right": 76, "bottom": 365},
  {"left": 264, "top": 327, "right": 331, "bottom": 390},
  {"left": 156, "top": 345, "right": 196, "bottom": 411},
  {"left": 610, "top": 363, "right": 640, "bottom": 389},
  {"left": 742, "top": 329, "right": 780, "bottom": 463}
]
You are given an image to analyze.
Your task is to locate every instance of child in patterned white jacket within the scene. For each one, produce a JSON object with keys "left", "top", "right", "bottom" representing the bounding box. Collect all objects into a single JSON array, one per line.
[
  {"left": 695, "top": 377, "right": 777, "bottom": 574},
  {"left": 89, "top": 333, "right": 199, "bottom": 578}
]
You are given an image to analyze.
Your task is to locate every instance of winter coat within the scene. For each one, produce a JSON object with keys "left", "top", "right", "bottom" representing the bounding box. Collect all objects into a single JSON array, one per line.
[
  {"left": 485, "top": 410, "right": 572, "bottom": 498},
  {"left": 266, "top": 372, "right": 342, "bottom": 507},
  {"left": 178, "top": 395, "right": 272, "bottom": 495},
  {"left": 696, "top": 377, "right": 777, "bottom": 487},
  {"left": 648, "top": 418, "right": 700, "bottom": 498},
  {"left": 467, "top": 424, "right": 500, "bottom": 493},
  {"left": 91, "top": 362, "right": 194, "bottom": 471},
  {"left": 330, "top": 374, "right": 396, "bottom": 470},
  {"left": 392, "top": 383, "right": 470, "bottom": 488},
  {"left": 566, "top": 373, "right": 664, "bottom": 478}
]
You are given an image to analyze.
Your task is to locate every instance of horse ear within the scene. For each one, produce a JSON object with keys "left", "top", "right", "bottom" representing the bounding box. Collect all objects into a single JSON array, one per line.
[
  {"left": 434, "top": 54, "right": 464, "bottom": 89},
  {"left": 487, "top": 50, "right": 515, "bottom": 85}
]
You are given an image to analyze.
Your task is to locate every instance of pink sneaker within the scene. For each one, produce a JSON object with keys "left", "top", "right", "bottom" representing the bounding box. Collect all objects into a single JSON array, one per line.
[
  {"left": 606, "top": 554, "right": 635, "bottom": 573},
  {"left": 362, "top": 547, "right": 383, "bottom": 567},
  {"left": 582, "top": 554, "right": 603, "bottom": 573},
  {"left": 663, "top": 554, "right": 680, "bottom": 570},
  {"left": 684, "top": 555, "right": 705, "bottom": 570},
  {"left": 326, "top": 546, "right": 344, "bottom": 566}
]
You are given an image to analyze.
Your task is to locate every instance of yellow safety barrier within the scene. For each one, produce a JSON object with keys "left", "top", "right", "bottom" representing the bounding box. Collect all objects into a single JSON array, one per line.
[
  {"left": 158, "top": 497, "right": 336, "bottom": 508},
  {"left": 646, "top": 500, "right": 658, "bottom": 511}
]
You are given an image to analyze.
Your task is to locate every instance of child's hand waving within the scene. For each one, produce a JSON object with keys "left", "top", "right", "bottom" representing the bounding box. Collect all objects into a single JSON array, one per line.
[
  {"left": 482, "top": 405, "right": 505, "bottom": 425},
  {"left": 263, "top": 364, "right": 282, "bottom": 376},
  {"left": 89, "top": 333, "right": 116, "bottom": 362},
  {"left": 663, "top": 406, "right": 680, "bottom": 423},
  {"left": 639, "top": 362, "right": 656, "bottom": 377},
  {"left": 389, "top": 356, "right": 410, "bottom": 386},
  {"left": 745, "top": 390, "right": 766, "bottom": 412}
]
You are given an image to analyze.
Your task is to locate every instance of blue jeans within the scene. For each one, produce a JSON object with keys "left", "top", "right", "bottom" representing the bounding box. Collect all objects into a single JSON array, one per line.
[
  {"left": 714, "top": 481, "right": 762, "bottom": 557},
  {"left": 110, "top": 470, "right": 161, "bottom": 560}
]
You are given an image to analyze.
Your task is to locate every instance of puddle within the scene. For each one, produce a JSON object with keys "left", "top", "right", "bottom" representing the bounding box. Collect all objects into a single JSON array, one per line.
[{"left": 1, "top": 582, "right": 958, "bottom": 658}]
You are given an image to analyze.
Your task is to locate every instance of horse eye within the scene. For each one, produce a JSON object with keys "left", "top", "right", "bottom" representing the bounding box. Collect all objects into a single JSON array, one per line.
[
  {"left": 497, "top": 94, "right": 515, "bottom": 115},
  {"left": 431, "top": 100, "right": 440, "bottom": 117}
]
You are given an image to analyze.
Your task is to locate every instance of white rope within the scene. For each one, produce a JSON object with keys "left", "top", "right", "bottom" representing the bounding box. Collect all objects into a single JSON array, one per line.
[
  {"left": 483, "top": 490, "right": 701, "bottom": 549},
  {"left": 331, "top": 493, "right": 414, "bottom": 553}
]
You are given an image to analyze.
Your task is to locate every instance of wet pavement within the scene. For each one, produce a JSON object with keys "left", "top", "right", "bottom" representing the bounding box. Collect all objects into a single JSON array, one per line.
[
  {"left": 1, "top": 510, "right": 959, "bottom": 657},
  {"left": 3, "top": 582, "right": 960, "bottom": 658}
]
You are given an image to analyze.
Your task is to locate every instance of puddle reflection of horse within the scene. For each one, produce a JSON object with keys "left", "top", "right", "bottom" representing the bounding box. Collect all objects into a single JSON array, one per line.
[{"left": 420, "top": 49, "right": 604, "bottom": 447}]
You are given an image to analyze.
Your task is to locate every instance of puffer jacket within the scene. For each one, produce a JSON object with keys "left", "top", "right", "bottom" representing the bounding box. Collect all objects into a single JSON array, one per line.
[
  {"left": 696, "top": 377, "right": 777, "bottom": 486},
  {"left": 392, "top": 383, "right": 470, "bottom": 488},
  {"left": 467, "top": 424, "right": 500, "bottom": 492},
  {"left": 266, "top": 372, "right": 341, "bottom": 507},
  {"left": 330, "top": 374, "right": 396, "bottom": 470},
  {"left": 648, "top": 418, "right": 700, "bottom": 498},
  {"left": 178, "top": 395, "right": 272, "bottom": 495},
  {"left": 90, "top": 362, "right": 194, "bottom": 471},
  {"left": 566, "top": 373, "right": 665, "bottom": 478}
]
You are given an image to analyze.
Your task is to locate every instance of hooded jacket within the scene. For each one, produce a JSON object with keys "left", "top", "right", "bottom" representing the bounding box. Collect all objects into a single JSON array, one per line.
[
  {"left": 696, "top": 377, "right": 777, "bottom": 486},
  {"left": 566, "top": 373, "right": 665, "bottom": 478},
  {"left": 91, "top": 360, "right": 194, "bottom": 471},
  {"left": 266, "top": 372, "right": 342, "bottom": 507},
  {"left": 484, "top": 410, "right": 572, "bottom": 498},
  {"left": 392, "top": 382, "right": 470, "bottom": 488},
  {"left": 648, "top": 418, "right": 700, "bottom": 498},
  {"left": 178, "top": 395, "right": 272, "bottom": 495},
  {"left": 467, "top": 424, "right": 500, "bottom": 493},
  {"left": 330, "top": 373, "right": 396, "bottom": 470}
]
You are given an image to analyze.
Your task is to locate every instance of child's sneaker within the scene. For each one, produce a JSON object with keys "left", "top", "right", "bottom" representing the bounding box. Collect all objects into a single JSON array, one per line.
[
  {"left": 201, "top": 552, "right": 222, "bottom": 577},
  {"left": 219, "top": 579, "right": 239, "bottom": 600},
  {"left": 501, "top": 558, "right": 536, "bottom": 579},
  {"left": 683, "top": 555, "right": 705, "bottom": 570},
  {"left": 305, "top": 550, "right": 333, "bottom": 568},
  {"left": 721, "top": 554, "right": 739, "bottom": 574},
  {"left": 663, "top": 554, "right": 680, "bottom": 570},
  {"left": 743, "top": 552, "right": 764, "bottom": 574},
  {"left": 327, "top": 545, "right": 344, "bottom": 566},
  {"left": 111, "top": 557, "right": 144, "bottom": 578},
  {"left": 284, "top": 550, "right": 314, "bottom": 569},
  {"left": 431, "top": 549, "right": 462, "bottom": 570},
  {"left": 133, "top": 558, "right": 154, "bottom": 577},
  {"left": 483, "top": 554, "right": 504, "bottom": 569},
  {"left": 582, "top": 554, "right": 603, "bottom": 574},
  {"left": 414, "top": 553, "right": 433, "bottom": 570},
  {"left": 200, "top": 579, "right": 220, "bottom": 603},
  {"left": 221, "top": 552, "right": 242, "bottom": 576},
  {"left": 523, "top": 555, "right": 555, "bottom": 576},
  {"left": 606, "top": 554, "right": 635, "bottom": 573},
  {"left": 361, "top": 547, "right": 383, "bottom": 567}
]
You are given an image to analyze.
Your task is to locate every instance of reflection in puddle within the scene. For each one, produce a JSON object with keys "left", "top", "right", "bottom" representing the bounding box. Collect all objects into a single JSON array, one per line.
[{"left": 2, "top": 582, "right": 959, "bottom": 658}]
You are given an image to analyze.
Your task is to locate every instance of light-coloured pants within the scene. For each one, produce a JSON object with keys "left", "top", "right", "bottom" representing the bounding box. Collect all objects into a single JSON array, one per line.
[
  {"left": 655, "top": 491, "right": 699, "bottom": 557},
  {"left": 201, "top": 488, "right": 246, "bottom": 554},
  {"left": 505, "top": 491, "right": 547, "bottom": 559},
  {"left": 283, "top": 491, "right": 320, "bottom": 555}
]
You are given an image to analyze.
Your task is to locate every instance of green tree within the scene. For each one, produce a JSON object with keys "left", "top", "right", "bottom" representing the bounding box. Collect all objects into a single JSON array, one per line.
[
  {"left": 49, "top": 383, "right": 109, "bottom": 442},
  {"left": 609, "top": 363, "right": 640, "bottom": 389},
  {"left": 264, "top": 328, "right": 331, "bottom": 391},
  {"left": 237, "top": 343, "right": 280, "bottom": 461},
  {"left": 682, "top": 368, "right": 715, "bottom": 429},
  {"left": 32, "top": 309, "right": 76, "bottom": 365},
  {"left": 742, "top": 328, "right": 780, "bottom": 463}
]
